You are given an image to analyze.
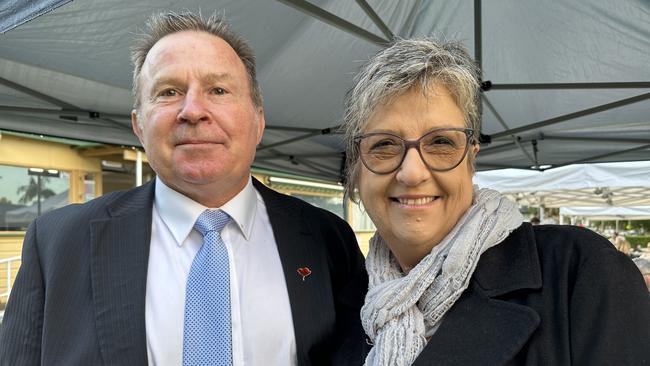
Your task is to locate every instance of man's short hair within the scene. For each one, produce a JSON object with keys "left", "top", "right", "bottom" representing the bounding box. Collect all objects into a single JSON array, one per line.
[{"left": 131, "top": 10, "right": 262, "bottom": 111}]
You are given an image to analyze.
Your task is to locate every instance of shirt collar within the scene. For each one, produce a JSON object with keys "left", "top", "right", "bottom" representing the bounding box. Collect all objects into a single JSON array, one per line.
[{"left": 154, "top": 176, "right": 257, "bottom": 246}]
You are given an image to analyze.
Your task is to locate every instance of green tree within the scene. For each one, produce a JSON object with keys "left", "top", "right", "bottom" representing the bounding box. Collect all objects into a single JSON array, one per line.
[{"left": 16, "top": 177, "right": 55, "bottom": 204}]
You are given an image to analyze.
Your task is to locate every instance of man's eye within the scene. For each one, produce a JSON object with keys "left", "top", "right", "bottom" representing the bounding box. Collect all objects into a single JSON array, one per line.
[
  {"left": 212, "top": 87, "right": 226, "bottom": 95},
  {"left": 159, "top": 89, "right": 177, "bottom": 97}
]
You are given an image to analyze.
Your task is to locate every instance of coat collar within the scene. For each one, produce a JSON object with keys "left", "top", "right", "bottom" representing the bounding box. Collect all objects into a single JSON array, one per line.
[
  {"left": 413, "top": 223, "right": 542, "bottom": 366},
  {"left": 90, "top": 180, "right": 155, "bottom": 365},
  {"left": 473, "top": 222, "right": 542, "bottom": 296},
  {"left": 253, "top": 178, "right": 332, "bottom": 366}
]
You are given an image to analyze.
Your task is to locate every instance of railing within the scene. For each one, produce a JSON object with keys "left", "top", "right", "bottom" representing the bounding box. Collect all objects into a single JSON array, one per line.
[{"left": 0, "top": 256, "right": 21, "bottom": 301}]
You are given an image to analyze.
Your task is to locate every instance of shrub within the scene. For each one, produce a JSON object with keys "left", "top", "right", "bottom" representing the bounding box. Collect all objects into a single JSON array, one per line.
[{"left": 627, "top": 236, "right": 650, "bottom": 249}]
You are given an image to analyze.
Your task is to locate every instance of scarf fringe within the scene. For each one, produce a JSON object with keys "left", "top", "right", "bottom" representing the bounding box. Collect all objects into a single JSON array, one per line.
[{"left": 362, "top": 188, "right": 523, "bottom": 365}]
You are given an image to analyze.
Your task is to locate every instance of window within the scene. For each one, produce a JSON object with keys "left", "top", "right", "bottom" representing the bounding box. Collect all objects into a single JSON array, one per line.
[
  {"left": 0, "top": 165, "right": 69, "bottom": 230},
  {"left": 291, "top": 194, "right": 345, "bottom": 219}
]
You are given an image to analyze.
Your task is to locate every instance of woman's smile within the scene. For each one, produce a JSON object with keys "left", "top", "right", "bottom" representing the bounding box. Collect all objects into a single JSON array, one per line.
[{"left": 390, "top": 195, "right": 440, "bottom": 208}]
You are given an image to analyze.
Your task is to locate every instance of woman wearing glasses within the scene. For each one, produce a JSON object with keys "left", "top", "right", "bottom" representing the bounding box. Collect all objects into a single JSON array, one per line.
[{"left": 343, "top": 39, "right": 650, "bottom": 366}]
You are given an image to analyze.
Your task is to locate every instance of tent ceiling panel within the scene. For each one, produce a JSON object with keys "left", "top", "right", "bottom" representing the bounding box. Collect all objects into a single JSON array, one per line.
[
  {"left": 482, "top": 1, "right": 649, "bottom": 82},
  {"left": 0, "top": 58, "right": 133, "bottom": 114},
  {"left": 0, "top": 113, "right": 139, "bottom": 146},
  {"left": 0, "top": 83, "right": 59, "bottom": 109},
  {"left": 407, "top": 1, "right": 474, "bottom": 47},
  {"left": 259, "top": 2, "right": 395, "bottom": 129},
  {"left": 0, "top": 0, "right": 648, "bottom": 181},
  {"left": 0, "top": 0, "right": 71, "bottom": 33},
  {"left": 482, "top": 89, "right": 649, "bottom": 135}
]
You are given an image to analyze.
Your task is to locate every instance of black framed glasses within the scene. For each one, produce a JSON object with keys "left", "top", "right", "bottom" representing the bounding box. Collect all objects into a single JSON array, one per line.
[{"left": 354, "top": 128, "right": 476, "bottom": 174}]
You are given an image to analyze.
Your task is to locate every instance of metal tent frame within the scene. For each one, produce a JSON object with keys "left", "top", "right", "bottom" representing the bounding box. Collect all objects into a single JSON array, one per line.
[{"left": 0, "top": 0, "right": 648, "bottom": 182}]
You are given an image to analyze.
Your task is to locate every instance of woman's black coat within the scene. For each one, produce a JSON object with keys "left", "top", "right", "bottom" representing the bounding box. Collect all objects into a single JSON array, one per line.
[{"left": 410, "top": 223, "right": 650, "bottom": 365}]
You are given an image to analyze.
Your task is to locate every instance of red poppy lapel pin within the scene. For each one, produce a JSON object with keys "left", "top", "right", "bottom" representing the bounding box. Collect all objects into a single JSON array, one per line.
[{"left": 297, "top": 267, "right": 311, "bottom": 281}]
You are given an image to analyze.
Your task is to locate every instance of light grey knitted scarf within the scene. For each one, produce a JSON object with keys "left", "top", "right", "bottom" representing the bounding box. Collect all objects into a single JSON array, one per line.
[{"left": 361, "top": 188, "right": 523, "bottom": 366}]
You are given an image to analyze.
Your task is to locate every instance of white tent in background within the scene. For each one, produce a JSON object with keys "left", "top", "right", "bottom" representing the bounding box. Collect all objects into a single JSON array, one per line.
[
  {"left": 560, "top": 206, "right": 650, "bottom": 222},
  {"left": 473, "top": 161, "right": 650, "bottom": 208},
  {"left": 559, "top": 206, "right": 650, "bottom": 232},
  {"left": 5, "top": 190, "right": 69, "bottom": 227}
]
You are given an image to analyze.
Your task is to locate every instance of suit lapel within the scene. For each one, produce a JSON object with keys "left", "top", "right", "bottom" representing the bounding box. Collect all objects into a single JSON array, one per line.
[
  {"left": 90, "top": 181, "right": 155, "bottom": 365},
  {"left": 254, "top": 179, "right": 333, "bottom": 366},
  {"left": 414, "top": 224, "right": 543, "bottom": 366}
]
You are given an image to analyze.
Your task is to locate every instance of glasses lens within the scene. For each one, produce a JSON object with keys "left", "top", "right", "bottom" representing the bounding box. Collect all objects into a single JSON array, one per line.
[
  {"left": 419, "top": 130, "right": 469, "bottom": 170},
  {"left": 358, "top": 134, "right": 404, "bottom": 173}
]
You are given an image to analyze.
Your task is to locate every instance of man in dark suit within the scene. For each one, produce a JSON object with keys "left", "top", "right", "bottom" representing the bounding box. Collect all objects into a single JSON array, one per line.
[{"left": 0, "top": 11, "right": 367, "bottom": 366}]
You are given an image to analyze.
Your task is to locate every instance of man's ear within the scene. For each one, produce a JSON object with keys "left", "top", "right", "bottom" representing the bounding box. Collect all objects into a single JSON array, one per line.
[
  {"left": 131, "top": 109, "right": 144, "bottom": 143},
  {"left": 256, "top": 108, "right": 265, "bottom": 145},
  {"left": 472, "top": 143, "right": 480, "bottom": 156}
]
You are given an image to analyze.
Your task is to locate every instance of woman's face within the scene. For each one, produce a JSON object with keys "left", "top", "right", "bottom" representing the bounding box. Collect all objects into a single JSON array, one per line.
[{"left": 358, "top": 85, "right": 478, "bottom": 269}]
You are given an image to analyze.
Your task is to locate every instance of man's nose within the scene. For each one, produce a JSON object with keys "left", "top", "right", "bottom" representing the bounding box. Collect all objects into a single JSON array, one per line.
[
  {"left": 395, "top": 147, "right": 430, "bottom": 186},
  {"left": 178, "top": 91, "right": 209, "bottom": 123}
]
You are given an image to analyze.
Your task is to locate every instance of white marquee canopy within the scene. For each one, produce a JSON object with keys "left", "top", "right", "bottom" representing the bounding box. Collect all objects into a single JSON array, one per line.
[
  {"left": 473, "top": 161, "right": 650, "bottom": 208},
  {"left": 1, "top": 0, "right": 649, "bottom": 182},
  {"left": 559, "top": 206, "right": 650, "bottom": 221}
]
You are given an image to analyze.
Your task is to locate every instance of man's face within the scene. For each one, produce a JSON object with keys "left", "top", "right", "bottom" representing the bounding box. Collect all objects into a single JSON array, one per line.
[{"left": 132, "top": 31, "right": 264, "bottom": 206}]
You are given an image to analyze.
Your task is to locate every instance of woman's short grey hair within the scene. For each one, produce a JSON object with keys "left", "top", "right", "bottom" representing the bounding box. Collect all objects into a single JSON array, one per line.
[
  {"left": 131, "top": 10, "right": 262, "bottom": 111},
  {"left": 342, "top": 38, "right": 482, "bottom": 201}
]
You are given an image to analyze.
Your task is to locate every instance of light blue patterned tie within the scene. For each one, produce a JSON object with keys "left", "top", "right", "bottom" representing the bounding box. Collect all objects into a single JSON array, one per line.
[{"left": 183, "top": 209, "right": 233, "bottom": 366}]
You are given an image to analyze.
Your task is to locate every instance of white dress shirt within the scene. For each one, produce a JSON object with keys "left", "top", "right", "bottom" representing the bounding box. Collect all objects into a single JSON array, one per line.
[{"left": 145, "top": 177, "right": 297, "bottom": 366}]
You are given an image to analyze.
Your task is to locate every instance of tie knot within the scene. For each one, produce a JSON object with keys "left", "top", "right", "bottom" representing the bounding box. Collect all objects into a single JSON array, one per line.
[{"left": 194, "top": 210, "right": 231, "bottom": 236}]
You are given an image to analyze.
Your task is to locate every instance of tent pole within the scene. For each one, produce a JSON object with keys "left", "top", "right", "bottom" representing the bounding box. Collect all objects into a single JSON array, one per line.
[
  {"left": 136, "top": 150, "right": 143, "bottom": 187},
  {"left": 540, "top": 135, "right": 650, "bottom": 144},
  {"left": 474, "top": 0, "right": 482, "bottom": 69},
  {"left": 491, "top": 93, "right": 650, "bottom": 141},
  {"left": 275, "top": 0, "right": 389, "bottom": 46},
  {"left": 257, "top": 128, "right": 335, "bottom": 152},
  {"left": 482, "top": 95, "right": 536, "bottom": 165},
  {"left": 553, "top": 143, "right": 650, "bottom": 168},
  {"left": 343, "top": 191, "right": 351, "bottom": 223},
  {"left": 491, "top": 92, "right": 650, "bottom": 140},
  {"left": 0, "top": 77, "right": 77, "bottom": 109},
  {"left": 355, "top": 0, "right": 394, "bottom": 40},
  {"left": 489, "top": 81, "right": 650, "bottom": 90}
]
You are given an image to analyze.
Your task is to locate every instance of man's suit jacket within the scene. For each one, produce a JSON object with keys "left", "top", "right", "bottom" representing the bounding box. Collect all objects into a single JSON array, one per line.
[
  {"left": 411, "top": 223, "right": 650, "bottom": 366},
  {"left": 0, "top": 178, "right": 368, "bottom": 366}
]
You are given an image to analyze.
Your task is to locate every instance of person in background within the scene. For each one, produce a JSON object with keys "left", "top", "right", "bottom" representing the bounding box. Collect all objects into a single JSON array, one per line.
[
  {"left": 530, "top": 216, "right": 540, "bottom": 225},
  {"left": 611, "top": 231, "right": 632, "bottom": 255},
  {"left": 0, "top": 11, "right": 367, "bottom": 366},
  {"left": 342, "top": 37, "right": 650, "bottom": 366}
]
